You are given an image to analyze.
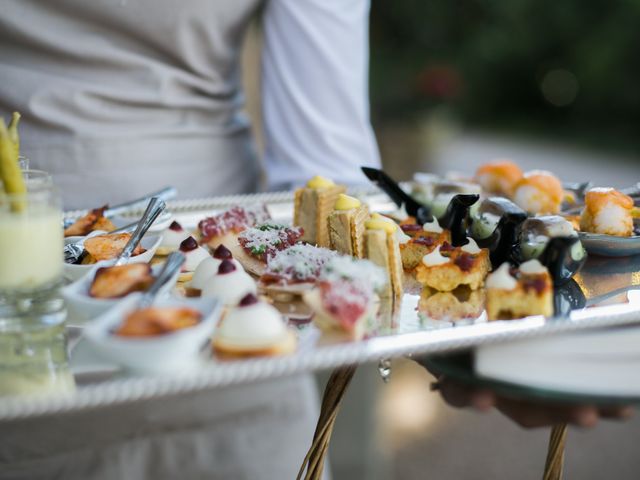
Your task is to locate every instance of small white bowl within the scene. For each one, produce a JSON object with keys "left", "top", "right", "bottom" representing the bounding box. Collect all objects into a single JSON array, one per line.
[
  {"left": 62, "top": 262, "right": 180, "bottom": 324},
  {"left": 63, "top": 233, "right": 161, "bottom": 282},
  {"left": 83, "top": 295, "right": 222, "bottom": 374}
]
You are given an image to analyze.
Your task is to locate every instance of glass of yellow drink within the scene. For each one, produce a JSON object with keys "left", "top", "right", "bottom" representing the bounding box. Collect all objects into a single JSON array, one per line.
[
  {"left": 0, "top": 172, "right": 73, "bottom": 398},
  {"left": 0, "top": 171, "right": 61, "bottom": 292}
]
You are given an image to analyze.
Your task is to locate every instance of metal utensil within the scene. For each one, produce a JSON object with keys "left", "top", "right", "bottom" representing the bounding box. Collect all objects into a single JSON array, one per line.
[
  {"left": 137, "top": 252, "right": 185, "bottom": 309},
  {"left": 64, "top": 197, "right": 165, "bottom": 265},
  {"left": 64, "top": 220, "right": 142, "bottom": 264},
  {"left": 63, "top": 186, "right": 177, "bottom": 228},
  {"left": 114, "top": 197, "right": 166, "bottom": 266}
]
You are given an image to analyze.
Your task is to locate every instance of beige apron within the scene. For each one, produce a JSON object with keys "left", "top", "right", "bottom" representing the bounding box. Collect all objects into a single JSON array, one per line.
[
  {"left": 0, "top": 1, "right": 326, "bottom": 478},
  {"left": 0, "top": 0, "right": 261, "bottom": 208}
]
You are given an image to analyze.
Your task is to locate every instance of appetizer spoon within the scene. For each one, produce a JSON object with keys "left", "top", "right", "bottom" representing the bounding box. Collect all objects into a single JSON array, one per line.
[
  {"left": 553, "top": 279, "right": 586, "bottom": 318},
  {"left": 361, "top": 166, "right": 433, "bottom": 224},
  {"left": 533, "top": 236, "right": 586, "bottom": 286},
  {"left": 63, "top": 186, "right": 176, "bottom": 229},
  {"left": 476, "top": 213, "right": 526, "bottom": 267},
  {"left": 439, "top": 194, "right": 479, "bottom": 246},
  {"left": 138, "top": 251, "right": 185, "bottom": 309}
]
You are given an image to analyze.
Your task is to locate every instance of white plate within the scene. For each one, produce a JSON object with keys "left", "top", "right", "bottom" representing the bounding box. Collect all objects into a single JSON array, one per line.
[
  {"left": 578, "top": 232, "right": 640, "bottom": 257},
  {"left": 62, "top": 262, "right": 180, "bottom": 325},
  {"left": 83, "top": 295, "right": 222, "bottom": 374},
  {"left": 63, "top": 233, "right": 161, "bottom": 282}
]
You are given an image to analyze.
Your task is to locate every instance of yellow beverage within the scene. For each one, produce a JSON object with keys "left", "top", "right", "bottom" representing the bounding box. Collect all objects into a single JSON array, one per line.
[{"left": 0, "top": 206, "right": 63, "bottom": 290}]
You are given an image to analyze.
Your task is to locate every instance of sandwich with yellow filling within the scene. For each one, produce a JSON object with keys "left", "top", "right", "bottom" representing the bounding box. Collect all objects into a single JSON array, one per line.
[
  {"left": 328, "top": 194, "right": 369, "bottom": 258},
  {"left": 294, "top": 176, "right": 346, "bottom": 247},
  {"left": 363, "top": 213, "right": 406, "bottom": 299}
]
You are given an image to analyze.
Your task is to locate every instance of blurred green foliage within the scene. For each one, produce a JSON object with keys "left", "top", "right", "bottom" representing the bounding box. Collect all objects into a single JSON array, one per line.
[{"left": 369, "top": 0, "right": 640, "bottom": 151}]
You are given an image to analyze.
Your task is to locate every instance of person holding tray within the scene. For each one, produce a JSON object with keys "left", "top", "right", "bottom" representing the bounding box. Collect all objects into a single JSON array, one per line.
[
  {"left": 0, "top": 1, "right": 631, "bottom": 480},
  {"left": 0, "top": 1, "right": 380, "bottom": 208},
  {"left": 0, "top": 1, "right": 377, "bottom": 479}
]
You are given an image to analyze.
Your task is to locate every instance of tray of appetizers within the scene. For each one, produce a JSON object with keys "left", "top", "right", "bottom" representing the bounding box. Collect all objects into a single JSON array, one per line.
[{"left": 2, "top": 162, "right": 640, "bottom": 421}]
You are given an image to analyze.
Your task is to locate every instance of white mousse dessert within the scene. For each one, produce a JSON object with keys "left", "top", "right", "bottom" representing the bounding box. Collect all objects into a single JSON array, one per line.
[
  {"left": 201, "top": 259, "right": 257, "bottom": 305},
  {"left": 157, "top": 221, "right": 190, "bottom": 255},
  {"left": 212, "top": 293, "right": 295, "bottom": 356},
  {"left": 178, "top": 236, "right": 210, "bottom": 278},
  {"left": 189, "top": 244, "right": 243, "bottom": 291}
]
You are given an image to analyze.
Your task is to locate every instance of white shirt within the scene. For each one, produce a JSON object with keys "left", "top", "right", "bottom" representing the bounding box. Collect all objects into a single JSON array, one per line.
[{"left": 262, "top": 0, "right": 381, "bottom": 190}]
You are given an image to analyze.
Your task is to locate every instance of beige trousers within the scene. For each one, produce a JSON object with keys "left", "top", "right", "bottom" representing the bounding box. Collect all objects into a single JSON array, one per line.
[{"left": 0, "top": 375, "right": 324, "bottom": 480}]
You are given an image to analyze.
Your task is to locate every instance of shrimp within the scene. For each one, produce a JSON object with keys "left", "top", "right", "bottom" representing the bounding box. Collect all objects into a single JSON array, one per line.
[
  {"left": 474, "top": 160, "right": 523, "bottom": 197},
  {"left": 512, "top": 170, "right": 563, "bottom": 215},
  {"left": 580, "top": 188, "right": 634, "bottom": 236}
]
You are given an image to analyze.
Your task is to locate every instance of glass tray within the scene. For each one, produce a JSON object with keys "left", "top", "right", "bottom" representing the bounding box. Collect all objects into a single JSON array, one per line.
[{"left": 1, "top": 188, "right": 640, "bottom": 421}]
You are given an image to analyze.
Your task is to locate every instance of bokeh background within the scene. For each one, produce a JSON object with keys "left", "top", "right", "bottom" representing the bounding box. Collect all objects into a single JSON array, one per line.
[
  {"left": 242, "top": 2, "right": 640, "bottom": 478},
  {"left": 369, "top": 0, "right": 640, "bottom": 180}
]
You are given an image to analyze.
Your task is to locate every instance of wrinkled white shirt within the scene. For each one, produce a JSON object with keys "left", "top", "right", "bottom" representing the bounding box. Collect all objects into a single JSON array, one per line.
[{"left": 262, "top": 0, "right": 380, "bottom": 190}]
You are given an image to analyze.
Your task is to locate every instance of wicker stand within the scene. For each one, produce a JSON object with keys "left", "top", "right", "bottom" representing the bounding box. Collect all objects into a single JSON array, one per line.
[
  {"left": 543, "top": 424, "right": 568, "bottom": 480},
  {"left": 300, "top": 365, "right": 568, "bottom": 480}
]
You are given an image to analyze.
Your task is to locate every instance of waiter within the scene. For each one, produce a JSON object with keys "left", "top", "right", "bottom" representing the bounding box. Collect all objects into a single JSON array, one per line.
[
  {"left": 0, "top": 1, "right": 378, "bottom": 479},
  {"left": 0, "top": 0, "right": 380, "bottom": 208}
]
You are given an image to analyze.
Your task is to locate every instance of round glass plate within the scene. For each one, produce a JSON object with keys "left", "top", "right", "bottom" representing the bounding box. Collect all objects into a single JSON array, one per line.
[
  {"left": 422, "top": 353, "right": 640, "bottom": 406},
  {"left": 579, "top": 232, "right": 640, "bottom": 257}
]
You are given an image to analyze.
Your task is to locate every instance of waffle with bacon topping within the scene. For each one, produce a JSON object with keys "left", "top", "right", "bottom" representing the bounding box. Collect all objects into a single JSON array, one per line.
[{"left": 415, "top": 241, "right": 490, "bottom": 291}]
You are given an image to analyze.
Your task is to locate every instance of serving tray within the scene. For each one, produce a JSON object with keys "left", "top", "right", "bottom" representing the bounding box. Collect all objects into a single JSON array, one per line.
[{"left": 1, "top": 188, "right": 640, "bottom": 421}]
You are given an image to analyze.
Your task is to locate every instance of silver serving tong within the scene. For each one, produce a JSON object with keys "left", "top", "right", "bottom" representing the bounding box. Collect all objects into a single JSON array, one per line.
[
  {"left": 65, "top": 197, "right": 166, "bottom": 265},
  {"left": 63, "top": 186, "right": 176, "bottom": 229},
  {"left": 137, "top": 251, "right": 185, "bottom": 309}
]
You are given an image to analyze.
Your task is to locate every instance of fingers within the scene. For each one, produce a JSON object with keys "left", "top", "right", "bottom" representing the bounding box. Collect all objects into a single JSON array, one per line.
[
  {"left": 433, "top": 376, "right": 636, "bottom": 429},
  {"left": 437, "top": 376, "right": 496, "bottom": 411},
  {"left": 495, "top": 399, "right": 599, "bottom": 429},
  {"left": 599, "top": 405, "right": 635, "bottom": 420}
]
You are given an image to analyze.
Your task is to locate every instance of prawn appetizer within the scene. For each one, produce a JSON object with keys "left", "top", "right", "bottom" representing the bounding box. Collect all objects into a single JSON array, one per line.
[
  {"left": 580, "top": 187, "right": 634, "bottom": 237},
  {"left": 474, "top": 160, "right": 523, "bottom": 197},
  {"left": 512, "top": 170, "right": 564, "bottom": 215}
]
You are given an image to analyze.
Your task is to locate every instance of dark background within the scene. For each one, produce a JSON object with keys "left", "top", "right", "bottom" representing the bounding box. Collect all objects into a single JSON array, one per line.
[{"left": 369, "top": 0, "right": 640, "bottom": 156}]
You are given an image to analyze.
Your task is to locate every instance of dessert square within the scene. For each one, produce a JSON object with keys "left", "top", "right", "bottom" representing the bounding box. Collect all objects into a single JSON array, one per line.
[
  {"left": 485, "top": 261, "right": 553, "bottom": 320},
  {"left": 415, "top": 240, "right": 490, "bottom": 292}
]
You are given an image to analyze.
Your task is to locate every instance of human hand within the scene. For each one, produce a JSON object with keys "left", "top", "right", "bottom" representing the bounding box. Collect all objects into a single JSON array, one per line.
[{"left": 432, "top": 375, "right": 634, "bottom": 429}]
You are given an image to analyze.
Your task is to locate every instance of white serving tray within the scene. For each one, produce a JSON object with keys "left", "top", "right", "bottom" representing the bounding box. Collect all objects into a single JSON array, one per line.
[{"left": 1, "top": 188, "right": 639, "bottom": 421}]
